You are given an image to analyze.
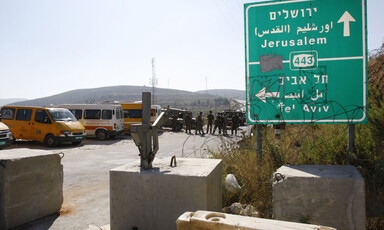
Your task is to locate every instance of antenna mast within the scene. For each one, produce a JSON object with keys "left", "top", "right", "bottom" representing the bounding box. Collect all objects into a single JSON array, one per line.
[{"left": 150, "top": 58, "right": 158, "bottom": 104}]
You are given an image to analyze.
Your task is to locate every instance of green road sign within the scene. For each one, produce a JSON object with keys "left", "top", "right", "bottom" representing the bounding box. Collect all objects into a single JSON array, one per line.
[{"left": 244, "top": 0, "right": 367, "bottom": 124}]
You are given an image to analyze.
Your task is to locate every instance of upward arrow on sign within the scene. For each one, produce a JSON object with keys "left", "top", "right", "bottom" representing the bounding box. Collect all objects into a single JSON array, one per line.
[{"left": 337, "top": 11, "right": 356, "bottom": 37}]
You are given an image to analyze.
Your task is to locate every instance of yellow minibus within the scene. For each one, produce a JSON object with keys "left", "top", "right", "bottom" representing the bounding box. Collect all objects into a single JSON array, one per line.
[
  {"left": 0, "top": 106, "right": 86, "bottom": 147},
  {"left": 120, "top": 103, "right": 161, "bottom": 133}
]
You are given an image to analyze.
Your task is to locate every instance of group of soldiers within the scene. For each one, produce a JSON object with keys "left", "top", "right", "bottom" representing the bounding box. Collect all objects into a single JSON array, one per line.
[{"left": 183, "top": 111, "right": 241, "bottom": 136}]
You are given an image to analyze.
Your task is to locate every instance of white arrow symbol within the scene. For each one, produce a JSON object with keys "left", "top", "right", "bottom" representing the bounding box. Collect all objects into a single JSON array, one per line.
[
  {"left": 255, "top": 87, "right": 280, "bottom": 103},
  {"left": 337, "top": 11, "right": 356, "bottom": 37}
]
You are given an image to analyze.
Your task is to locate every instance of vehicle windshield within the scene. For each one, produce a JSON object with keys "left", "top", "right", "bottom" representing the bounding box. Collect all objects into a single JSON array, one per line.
[{"left": 48, "top": 109, "right": 77, "bottom": 122}]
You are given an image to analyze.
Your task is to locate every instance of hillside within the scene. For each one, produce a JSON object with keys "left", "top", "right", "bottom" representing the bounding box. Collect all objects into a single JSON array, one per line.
[
  {"left": 0, "top": 98, "right": 27, "bottom": 107},
  {"left": 196, "top": 89, "right": 245, "bottom": 100},
  {"left": 7, "top": 85, "right": 233, "bottom": 110}
]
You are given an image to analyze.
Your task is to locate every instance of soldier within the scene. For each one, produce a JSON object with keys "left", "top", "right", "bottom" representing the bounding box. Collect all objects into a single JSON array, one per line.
[
  {"left": 184, "top": 112, "right": 192, "bottom": 134},
  {"left": 206, "top": 111, "right": 214, "bottom": 134},
  {"left": 195, "top": 112, "right": 204, "bottom": 135},
  {"left": 213, "top": 113, "right": 222, "bottom": 135},
  {"left": 171, "top": 112, "right": 178, "bottom": 131},
  {"left": 231, "top": 113, "right": 240, "bottom": 136},
  {"left": 222, "top": 113, "right": 228, "bottom": 136}
]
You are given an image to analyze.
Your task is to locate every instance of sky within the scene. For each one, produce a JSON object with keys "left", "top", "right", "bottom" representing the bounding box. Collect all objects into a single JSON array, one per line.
[{"left": 0, "top": 0, "right": 383, "bottom": 100}]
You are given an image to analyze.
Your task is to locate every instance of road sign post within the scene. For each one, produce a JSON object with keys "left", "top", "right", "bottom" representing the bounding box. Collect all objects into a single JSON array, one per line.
[{"left": 244, "top": 0, "right": 367, "bottom": 124}]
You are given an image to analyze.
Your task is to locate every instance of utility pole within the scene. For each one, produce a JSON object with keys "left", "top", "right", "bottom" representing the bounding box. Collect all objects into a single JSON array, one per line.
[{"left": 150, "top": 58, "right": 158, "bottom": 104}]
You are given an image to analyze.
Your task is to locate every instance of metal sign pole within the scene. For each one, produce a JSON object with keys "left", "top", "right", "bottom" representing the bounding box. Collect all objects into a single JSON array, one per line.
[
  {"left": 348, "top": 124, "right": 355, "bottom": 153},
  {"left": 256, "top": 124, "right": 262, "bottom": 159}
]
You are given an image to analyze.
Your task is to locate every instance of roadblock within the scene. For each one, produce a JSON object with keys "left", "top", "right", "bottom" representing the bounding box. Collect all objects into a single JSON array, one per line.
[{"left": 0, "top": 149, "right": 63, "bottom": 230}]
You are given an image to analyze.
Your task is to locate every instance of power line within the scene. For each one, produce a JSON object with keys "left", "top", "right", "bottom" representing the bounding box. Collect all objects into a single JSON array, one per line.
[
  {"left": 210, "top": 0, "right": 243, "bottom": 43},
  {"left": 221, "top": 0, "right": 243, "bottom": 30}
]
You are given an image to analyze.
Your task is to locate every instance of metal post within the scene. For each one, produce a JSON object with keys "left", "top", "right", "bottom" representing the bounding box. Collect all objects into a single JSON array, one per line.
[
  {"left": 348, "top": 124, "right": 355, "bottom": 153},
  {"left": 256, "top": 124, "right": 262, "bottom": 159},
  {"left": 142, "top": 92, "right": 151, "bottom": 169},
  {"left": 142, "top": 92, "right": 151, "bottom": 125}
]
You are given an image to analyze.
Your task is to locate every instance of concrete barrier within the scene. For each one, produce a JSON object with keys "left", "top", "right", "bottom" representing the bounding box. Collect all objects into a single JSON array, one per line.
[
  {"left": 0, "top": 149, "right": 63, "bottom": 230},
  {"left": 110, "top": 158, "right": 222, "bottom": 230},
  {"left": 273, "top": 165, "right": 365, "bottom": 230},
  {"left": 176, "top": 210, "right": 336, "bottom": 230}
]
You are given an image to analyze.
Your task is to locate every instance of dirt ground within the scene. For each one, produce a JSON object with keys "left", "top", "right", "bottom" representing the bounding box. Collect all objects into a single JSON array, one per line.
[{"left": 7, "top": 129, "right": 246, "bottom": 230}]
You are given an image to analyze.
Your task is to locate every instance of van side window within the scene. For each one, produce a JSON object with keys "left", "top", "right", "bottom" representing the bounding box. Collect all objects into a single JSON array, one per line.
[
  {"left": 16, "top": 109, "right": 32, "bottom": 121},
  {"left": 125, "top": 109, "right": 142, "bottom": 118},
  {"left": 102, "top": 110, "right": 112, "bottom": 120},
  {"left": 35, "top": 110, "right": 52, "bottom": 124},
  {"left": 84, "top": 110, "right": 101, "bottom": 119},
  {"left": 70, "top": 109, "right": 82, "bottom": 120},
  {"left": 123, "top": 110, "right": 129, "bottom": 118},
  {"left": 0, "top": 108, "right": 16, "bottom": 120}
]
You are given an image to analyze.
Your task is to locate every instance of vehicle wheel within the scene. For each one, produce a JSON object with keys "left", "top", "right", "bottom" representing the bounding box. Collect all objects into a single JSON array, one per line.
[
  {"left": 44, "top": 134, "right": 58, "bottom": 147},
  {"left": 72, "top": 141, "right": 82, "bottom": 146},
  {"left": 96, "top": 130, "right": 108, "bottom": 140}
]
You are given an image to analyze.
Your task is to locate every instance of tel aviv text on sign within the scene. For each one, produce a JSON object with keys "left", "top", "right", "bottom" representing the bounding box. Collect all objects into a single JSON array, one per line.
[{"left": 245, "top": 0, "right": 367, "bottom": 124}]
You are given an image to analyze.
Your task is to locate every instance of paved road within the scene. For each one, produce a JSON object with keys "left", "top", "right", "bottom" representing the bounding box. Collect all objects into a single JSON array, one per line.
[{"left": 9, "top": 129, "right": 246, "bottom": 230}]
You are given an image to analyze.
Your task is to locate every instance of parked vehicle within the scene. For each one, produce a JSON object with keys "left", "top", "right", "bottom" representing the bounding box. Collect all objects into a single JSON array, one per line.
[
  {"left": 0, "top": 121, "right": 13, "bottom": 149},
  {"left": 60, "top": 103, "right": 124, "bottom": 140},
  {"left": 161, "top": 107, "right": 196, "bottom": 131},
  {"left": 120, "top": 103, "right": 162, "bottom": 133},
  {"left": 0, "top": 106, "right": 86, "bottom": 147},
  {"left": 222, "top": 110, "right": 247, "bottom": 126}
]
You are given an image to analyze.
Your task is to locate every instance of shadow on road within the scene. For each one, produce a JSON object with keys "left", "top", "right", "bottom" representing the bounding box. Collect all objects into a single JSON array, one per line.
[
  {"left": 13, "top": 213, "right": 60, "bottom": 230},
  {"left": 4, "top": 135, "right": 133, "bottom": 150}
]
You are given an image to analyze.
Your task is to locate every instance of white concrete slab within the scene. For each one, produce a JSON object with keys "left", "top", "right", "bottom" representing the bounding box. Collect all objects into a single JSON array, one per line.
[{"left": 177, "top": 210, "right": 336, "bottom": 230}]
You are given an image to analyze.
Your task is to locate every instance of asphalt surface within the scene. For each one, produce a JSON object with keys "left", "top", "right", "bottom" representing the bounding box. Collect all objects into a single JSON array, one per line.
[{"left": 7, "top": 128, "right": 246, "bottom": 230}]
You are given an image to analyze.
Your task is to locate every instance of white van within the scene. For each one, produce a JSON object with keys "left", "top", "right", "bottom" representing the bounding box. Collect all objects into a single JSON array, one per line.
[
  {"left": 60, "top": 103, "right": 124, "bottom": 140},
  {"left": 0, "top": 121, "right": 13, "bottom": 149}
]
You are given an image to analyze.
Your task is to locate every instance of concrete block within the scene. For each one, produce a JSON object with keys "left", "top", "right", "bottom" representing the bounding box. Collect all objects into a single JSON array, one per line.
[
  {"left": 176, "top": 210, "right": 336, "bottom": 230},
  {"left": 110, "top": 158, "right": 222, "bottom": 230},
  {"left": 176, "top": 211, "right": 336, "bottom": 230},
  {"left": 273, "top": 165, "right": 365, "bottom": 230},
  {"left": 0, "top": 149, "right": 63, "bottom": 230}
]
